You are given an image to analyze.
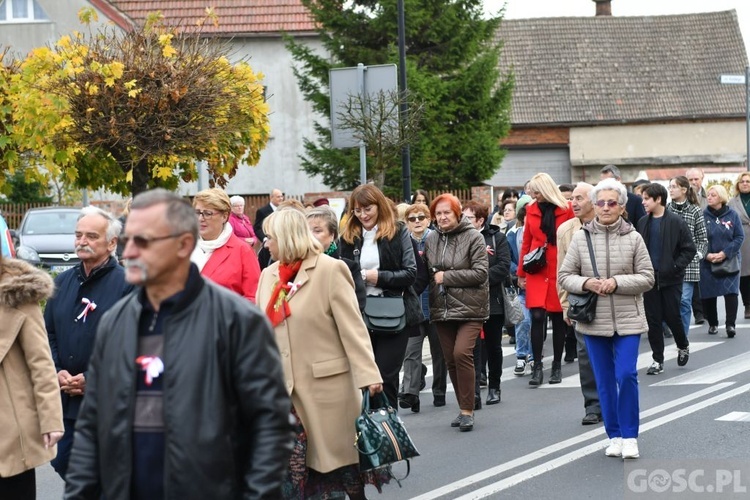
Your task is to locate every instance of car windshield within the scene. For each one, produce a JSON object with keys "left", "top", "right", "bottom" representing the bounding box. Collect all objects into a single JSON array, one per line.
[{"left": 23, "top": 212, "right": 79, "bottom": 235}]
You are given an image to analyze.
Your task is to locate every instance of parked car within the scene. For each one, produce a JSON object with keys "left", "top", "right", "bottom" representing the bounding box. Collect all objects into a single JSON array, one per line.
[
  {"left": 12, "top": 207, "right": 80, "bottom": 272},
  {"left": 1, "top": 212, "right": 15, "bottom": 258}
]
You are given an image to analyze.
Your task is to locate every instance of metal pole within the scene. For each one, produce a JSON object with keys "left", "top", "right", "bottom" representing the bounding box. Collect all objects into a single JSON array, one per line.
[
  {"left": 746, "top": 66, "right": 749, "bottom": 171},
  {"left": 397, "top": 0, "right": 411, "bottom": 202},
  {"left": 358, "top": 63, "right": 367, "bottom": 184}
]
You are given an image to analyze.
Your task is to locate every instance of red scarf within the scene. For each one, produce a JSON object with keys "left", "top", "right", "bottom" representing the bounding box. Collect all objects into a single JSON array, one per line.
[{"left": 265, "top": 261, "right": 302, "bottom": 327}]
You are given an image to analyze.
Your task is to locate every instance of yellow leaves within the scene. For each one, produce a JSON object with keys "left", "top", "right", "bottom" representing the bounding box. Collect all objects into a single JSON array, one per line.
[
  {"left": 154, "top": 166, "right": 173, "bottom": 180},
  {"left": 57, "top": 36, "right": 72, "bottom": 50},
  {"left": 126, "top": 169, "right": 133, "bottom": 183},
  {"left": 162, "top": 45, "right": 177, "bottom": 58},
  {"left": 87, "top": 83, "right": 98, "bottom": 95},
  {"left": 78, "top": 7, "right": 98, "bottom": 25},
  {"left": 128, "top": 88, "right": 142, "bottom": 98}
]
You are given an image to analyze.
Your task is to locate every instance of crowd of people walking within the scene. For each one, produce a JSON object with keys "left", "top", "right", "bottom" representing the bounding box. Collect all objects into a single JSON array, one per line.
[{"left": 2, "top": 165, "right": 747, "bottom": 499}]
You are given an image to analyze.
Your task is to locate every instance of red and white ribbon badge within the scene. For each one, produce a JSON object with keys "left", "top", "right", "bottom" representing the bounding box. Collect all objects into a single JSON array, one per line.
[
  {"left": 135, "top": 356, "right": 164, "bottom": 386},
  {"left": 75, "top": 298, "right": 97, "bottom": 323}
]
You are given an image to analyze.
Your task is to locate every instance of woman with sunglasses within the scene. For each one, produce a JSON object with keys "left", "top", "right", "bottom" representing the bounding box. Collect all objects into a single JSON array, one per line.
[
  {"left": 667, "top": 176, "right": 708, "bottom": 336},
  {"left": 191, "top": 188, "right": 261, "bottom": 302},
  {"left": 517, "top": 173, "right": 574, "bottom": 386},
  {"left": 398, "top": 203, "right": 447, "bottom": 411},
  {"left": 728, "top": 172, "right": 750, "bottom": 320},
  {"left": 339, "top": 185, "right": 418, "bottom": 408},
  {"left": 559, "top": 178, "right": 654, "bottom": 460}
]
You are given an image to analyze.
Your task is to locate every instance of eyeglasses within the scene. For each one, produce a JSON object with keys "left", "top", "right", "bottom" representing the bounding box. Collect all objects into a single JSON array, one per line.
[
  {"left": 121, "top": 233, "right": 186, "bottom": 249},
  {"left": 740, "top": 180, "right": 750, "bottom": 184},
  {"left": 353, "top": 206, "right": 376, "bottom": 216},
  {"left": 407, "top": 215, "right": 427, "bottom": 222},
  {"left": 595, "top": 200, "right": 620, "bottom": 208},
  {"left": 195, "top": 210, "right": 218, "bottom": 219},
  {"left": 464, "top": 214, "right": 476, "bottom": 220}
]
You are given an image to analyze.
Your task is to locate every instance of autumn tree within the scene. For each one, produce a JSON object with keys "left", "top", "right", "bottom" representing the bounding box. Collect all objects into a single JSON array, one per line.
[
  {"left": 3, "top": 9, "right": 269, "bottom": 196},
  {"left": 287, "top": 0, "right": 513, "bottom": 195}
]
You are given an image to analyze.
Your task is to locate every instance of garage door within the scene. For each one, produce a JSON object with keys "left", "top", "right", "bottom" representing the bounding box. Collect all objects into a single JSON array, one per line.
[{"left": 485, "top": 148, "right": 571, "bottom": 188}]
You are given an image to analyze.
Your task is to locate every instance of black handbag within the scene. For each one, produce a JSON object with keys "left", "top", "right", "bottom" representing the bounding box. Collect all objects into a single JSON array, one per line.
[
  {"left": 710, "top": 254, "right": 740, "bottom": 277},
  {"left": 522, "top": 242, "right": 547, "bottom": 274},
  {"left": 567, "top": 231, "right": 599, "bottom": 324},
  {"left": 363, "top": 296, "right": 407, "bottom": 333},
  {"left": 355, "top": 390, "right": 419, "bottom": 477}
]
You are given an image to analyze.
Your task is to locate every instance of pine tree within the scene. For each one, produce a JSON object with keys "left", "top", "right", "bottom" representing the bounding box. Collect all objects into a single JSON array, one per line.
[{"left": 287, "top": 0, "right": 514, "bottom": 196}]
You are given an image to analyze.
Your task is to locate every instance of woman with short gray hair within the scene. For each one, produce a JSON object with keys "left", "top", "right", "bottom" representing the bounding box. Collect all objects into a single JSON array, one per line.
[{"left": 228, "top": 195, "right": 257, "bottom": 247}]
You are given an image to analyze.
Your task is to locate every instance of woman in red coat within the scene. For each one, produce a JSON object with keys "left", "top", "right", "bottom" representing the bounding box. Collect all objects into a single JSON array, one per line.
[
  {"left": 517, "top": 173, "right": 574, "bottom": 387},
  {"left": 191, "top": 188, "right": 261, "bottom": 302}
]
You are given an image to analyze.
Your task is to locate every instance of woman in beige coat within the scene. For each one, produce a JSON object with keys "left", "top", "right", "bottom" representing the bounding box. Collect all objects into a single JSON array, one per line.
[
  {"left": 0, "top": 256, "right": 63, "bottom": 499},
  {"left": 559, "top": 178, "right": 654, "bottom": 461},
  {"left": 257, "top": 209, "right": 386, "bottom": 499}
]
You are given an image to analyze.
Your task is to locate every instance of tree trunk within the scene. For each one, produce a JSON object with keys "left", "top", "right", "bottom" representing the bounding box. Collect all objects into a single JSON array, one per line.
[{"left": 131, "top": 159, "right": 150, "bottom": 196}]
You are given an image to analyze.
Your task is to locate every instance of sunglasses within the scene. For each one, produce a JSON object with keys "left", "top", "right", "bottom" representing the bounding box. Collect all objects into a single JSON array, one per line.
[
  {"left": 407, "top": 215, "right": 427, "bottom": 222},
  {"left": 121, "top": 233, "right": 185, "bottom": 249},
  {"left": 595, "top": 200, "right": 619, "bottom": 208}
]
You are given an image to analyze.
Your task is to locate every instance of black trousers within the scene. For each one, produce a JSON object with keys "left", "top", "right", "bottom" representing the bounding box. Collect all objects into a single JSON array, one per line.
[
  {"left": 703, "top": 294, "right": 739, "bottom": 328},
  {"left": 692, "top": 282, "right": 704, "bottom": 319},
  {"left": 740, "top": 276, "right": 750, "bottom": 306},
  {"left": 370, "top": 329, "right": 410, "bottom": 408},
  {"left": 645, "top": 283, "right": 689, "bottom": 363},
  {"left": 0, "top": 469, "right": 35, "bottom": 500},
  {"left": 530, "top": 308, "right": 565, "bottom": 364},
  {"left": 474, "top": 314, "right": 504, "bottom": 395}
]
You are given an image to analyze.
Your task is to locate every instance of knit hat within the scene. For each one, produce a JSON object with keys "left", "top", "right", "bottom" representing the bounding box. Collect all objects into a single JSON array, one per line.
[
  {"left": 312, "top": 198, "right": 330, "bottom": 207},
  {"left": 516, "top": 194, "right": 532, "bottom": 213}
]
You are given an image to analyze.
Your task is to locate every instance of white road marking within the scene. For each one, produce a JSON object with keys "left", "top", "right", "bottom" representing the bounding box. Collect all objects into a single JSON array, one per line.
[
  {"left": 451, "top": 383, "right": 750, "bottom": 499},
  {"left": 410, "top": 382, "right": 735, "bottom": 500},
  {"left": 652, "top": 351, "right": 750, "bottom": 386},
  {"left": 715, "top": 411, "right": 750, "bottom": 422}
]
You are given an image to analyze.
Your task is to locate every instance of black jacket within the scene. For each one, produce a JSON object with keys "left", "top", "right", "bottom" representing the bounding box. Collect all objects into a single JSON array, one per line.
[
  {"left": 637, "top": 210, "right": 697, "bottom": 287},
  {"left": 483, "top": 225, "right": 512, "bottom": 316},
  {"left": 253, "top": 203, "right": 274, "bottom": 242},
  {"left": 44, "top": 256, "right": 135, "bottom": 419},
  {"left": 627, "top": 192, "right": 647, "bottom": 225},
  {"left": 339, "top": 224, "right": 419, "bottom": 325},
  {"left": 64, "top": 265, "right": 292, "bottom": 500}
]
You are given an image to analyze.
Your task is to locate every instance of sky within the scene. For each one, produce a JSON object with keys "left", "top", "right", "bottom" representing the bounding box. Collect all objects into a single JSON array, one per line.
[{"left": 484, "top": 0, "right": 750, "bottom": 57}]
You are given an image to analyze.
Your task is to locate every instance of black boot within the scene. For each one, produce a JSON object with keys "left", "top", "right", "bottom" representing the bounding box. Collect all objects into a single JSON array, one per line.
[
  {"left": 529, "top": 362, "right": 543, "bottom": 387},
  {"left": 549, "top": 361, "right": 562, "bottom": 384},
  {"left": 474, "top": 394, "right": 482, "bottom": 410},
  {"left": 486, "top": 388, "right": 501, "bottom": 405}
]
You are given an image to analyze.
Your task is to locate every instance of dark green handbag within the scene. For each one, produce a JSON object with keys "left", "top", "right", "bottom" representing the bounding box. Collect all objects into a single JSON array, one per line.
[{"left": 355, "top": 390, "right": 419, "bottom": 477}]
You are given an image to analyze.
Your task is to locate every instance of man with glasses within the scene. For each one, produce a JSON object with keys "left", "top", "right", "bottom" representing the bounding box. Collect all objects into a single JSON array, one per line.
[
  {"left": 64, "top": 189, "right": 292, "bottom": 499},
  {"left": 253, "top": 188, "right": 284, "bottom": 242},
  {"left": 45, "top": 206, "right": 135, "bottom": 480}
]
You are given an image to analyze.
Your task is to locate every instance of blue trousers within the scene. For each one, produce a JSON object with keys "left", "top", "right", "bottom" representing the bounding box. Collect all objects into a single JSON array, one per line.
[
  {"left": 51, "top": 418, "right": 76, "bottom": 479},
  {"left": 584, "top": 333, "right": 641, "bottom": 439},
  {"left": 514, "top": 292, "right": 532, "bottom": 360}
]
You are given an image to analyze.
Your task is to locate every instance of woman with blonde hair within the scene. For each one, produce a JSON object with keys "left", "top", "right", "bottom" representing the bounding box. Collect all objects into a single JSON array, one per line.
[
  {"left": 191, "top": 188, "right": 261, "bottom": 301},
  {"left": 1, "top": 254, "right": 64, "bottom": 498},
  {"left": 340, "top": 184, "right": 417, "bottom": 408},
  {"left": 728, "top": 172, "right": 750, "bottom": 319},
  {"left": 257, "top": 209, "right": 387, "bottom": 499},
  {"left": 517, "top": 173, "right": 574, "bottom": 386},
  {"left": 701, "top": 184, "right": 744, "bottom": 337}
]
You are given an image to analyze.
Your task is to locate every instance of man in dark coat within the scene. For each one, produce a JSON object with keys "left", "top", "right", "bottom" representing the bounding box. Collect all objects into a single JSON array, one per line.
[
  {"left": 637, "top": 183, "right": 696, "bottom": 375},
  {"left": 253, "top": 188, "right": 284, "bottom": 242},
  {"left": 64, "top": 189, "right": 292, "bottom": 500},
  {"left": 45, "top": 206, "right": 135, "bottom": 479},
  {"left": 600, "top": 164, "right": 646, "bottom": 225}
]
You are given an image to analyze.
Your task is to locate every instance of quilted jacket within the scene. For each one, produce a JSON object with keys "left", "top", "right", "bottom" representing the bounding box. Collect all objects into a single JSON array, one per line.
[
  {"left": 558, "top": 217, "right": 654, "bottom": 336},
  {"left": 424, "top": 218, "right": 489, "bottom": 322}
]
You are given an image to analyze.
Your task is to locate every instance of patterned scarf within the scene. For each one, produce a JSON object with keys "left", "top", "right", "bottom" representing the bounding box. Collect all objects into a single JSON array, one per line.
[
  {"left": 265, "top": 261, "right": 302, "bottom": 327},
  {"left": 325, "top": 240, "right": 338, "bottom": 256}
]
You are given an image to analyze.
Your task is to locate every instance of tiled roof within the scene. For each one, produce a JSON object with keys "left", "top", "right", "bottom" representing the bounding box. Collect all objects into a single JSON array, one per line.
[
  {"left": 497, "top": 11, "right": 748, "bottom": 126},
  {"left": 105, "top": 0, "right": 316, "bottom": 35}
]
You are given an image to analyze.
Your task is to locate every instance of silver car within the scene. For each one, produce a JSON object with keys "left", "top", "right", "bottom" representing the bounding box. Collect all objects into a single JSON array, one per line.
[{"left": 14, "top": 207, "right": 81, "bottom": 272}]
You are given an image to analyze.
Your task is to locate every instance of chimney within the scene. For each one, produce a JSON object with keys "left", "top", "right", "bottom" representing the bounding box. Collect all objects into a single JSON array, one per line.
[{"left": 593, "top": 0, "right": 612, "bottom": 16}]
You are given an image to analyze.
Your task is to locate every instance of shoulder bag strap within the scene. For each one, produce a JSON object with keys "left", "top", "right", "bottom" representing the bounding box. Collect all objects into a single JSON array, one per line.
[{"left": 584, "top": 231, "right": 600, "bottom": 278}]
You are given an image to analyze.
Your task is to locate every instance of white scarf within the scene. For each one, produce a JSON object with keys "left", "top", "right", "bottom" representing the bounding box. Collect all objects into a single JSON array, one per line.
[{"left": 191, "top": 223, "right": 233, "bottom": 272}]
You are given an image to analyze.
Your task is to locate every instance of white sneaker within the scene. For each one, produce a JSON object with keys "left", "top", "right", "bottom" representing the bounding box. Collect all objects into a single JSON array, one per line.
[
  {"left": 605, "top": 437, "right": 623, "bottom": 457},
  {"left": 622, "top": 438, "right": 640, "bottom": 459},
  {"left": 514, "top": 359, "right": 527, "bottom": 376}
]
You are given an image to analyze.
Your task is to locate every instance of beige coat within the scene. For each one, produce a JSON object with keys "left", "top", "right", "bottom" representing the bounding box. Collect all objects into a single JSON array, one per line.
[
  {"left": 0, "top": 259, "right": 63, "bottom": 477},
  {"left": 556, "top": 217, "right": 583, "bottom": 318},
  {"left": 558, "top": 218, "right": 654, "bottom": 336},
  {"left": 257, "top": 253, "right": 382, "bottom": 473}
]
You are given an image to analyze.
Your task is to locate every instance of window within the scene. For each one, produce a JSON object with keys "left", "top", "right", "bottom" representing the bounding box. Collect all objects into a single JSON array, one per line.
[{"left": 0, "top": 0, "right": 49, "bottom": 22}]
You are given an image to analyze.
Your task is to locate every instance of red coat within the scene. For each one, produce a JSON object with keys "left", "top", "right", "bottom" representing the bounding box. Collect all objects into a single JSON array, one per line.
[
  {"left": 202, "top": 233, "right": 261, "bottom": 302},
  {"left": 517, "top": 201, "right": 574, "bottom": 311}
]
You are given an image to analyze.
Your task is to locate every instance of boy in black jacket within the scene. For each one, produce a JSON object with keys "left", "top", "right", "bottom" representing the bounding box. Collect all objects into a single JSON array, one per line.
[{"left": 637, "top": 183, "right": 696, "bottom": 374}]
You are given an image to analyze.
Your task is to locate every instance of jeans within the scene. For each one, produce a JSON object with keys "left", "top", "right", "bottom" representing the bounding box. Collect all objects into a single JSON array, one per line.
[
  {"left": 585, "top": 333, "right": 641, "bottom": 439},
  {"left": 680, "top": 281, "right": 695, "bottom": 337},
  {"left": 514, "top": 293, "right": 532, "bottom": 360}
]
